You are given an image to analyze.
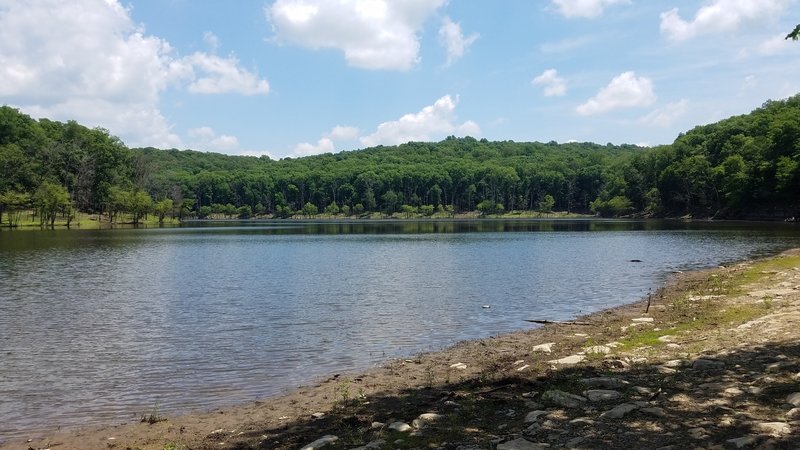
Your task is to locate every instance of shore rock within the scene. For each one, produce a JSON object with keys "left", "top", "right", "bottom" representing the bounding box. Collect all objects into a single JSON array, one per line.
[
  {"left": 388, "top": 422, "right": 412, "bottom": 432},
  {"left": 496, "top": 437, "right": 550, "bottom": 449},
  {"left": 525, "top": 410, "right": 549, "bottom": 423},
  {"left": 786, "top": 392, "right": 800, "bottom": 407},
  {"left": 547, "top": 354, "right": 585, "bottom": 365},
  {"left": 580, "top": 377, "right": 629, "bottom": 389},
  {"left": 300, "top": 435, "right": 338, "bottom": 450},
  {"left": 583, "top": 389, "right": 622, "bottom": 402},
  {"left": 692, "top": 359, "right": 725, "bottom": 370},
  {"left": 542, "top": 390, "right": 587, "bottom": 408},
  {"left": 600, "top": 403, "right": 639, "bottom": 419},
  {"left": 532, "top": 343, "right": 555, "bottom": 353}
]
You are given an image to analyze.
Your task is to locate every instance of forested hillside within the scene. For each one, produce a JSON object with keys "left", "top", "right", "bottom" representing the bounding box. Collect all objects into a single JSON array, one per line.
[{"left": 1, "top": 95, "right": 799, "bottom": 225}]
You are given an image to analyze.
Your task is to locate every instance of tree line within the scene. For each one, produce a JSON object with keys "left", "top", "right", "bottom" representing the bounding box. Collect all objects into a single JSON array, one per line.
[{"left": 1, "top": 94, "right": 799, "bottom": 226}]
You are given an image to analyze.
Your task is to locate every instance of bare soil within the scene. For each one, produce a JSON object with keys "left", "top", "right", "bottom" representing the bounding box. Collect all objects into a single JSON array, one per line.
[{"left": 7, "top": 249, "right": 800, "bottom": 450}]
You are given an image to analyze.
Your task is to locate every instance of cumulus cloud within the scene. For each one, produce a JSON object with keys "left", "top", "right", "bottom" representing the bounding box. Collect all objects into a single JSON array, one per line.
[
  {"left": 188, "top": 126, "right": 240, "bottom": 152},
  {"left": 267, "top": 0, "right": 446, "bottom": 70},
  {"left": 638, "top": 99, "right": 689, "bottom": 127},
  {"left": 758, "top": 33, "right": 799, "bottom": 55},
  {"left": 360, "top": 95, "right": 480, "bottom": 147},
  {"left": 291, "top": 125, "right": 360, "bottom": 157},
  {"left": 532, "top": 69, "right": 567, "bottom": 96},
  {"left": 438, "top": 16, "right": 478, "bottom": 66},
  {"left": 550, "top": 0, "right": 630, "bottom": 19},
  {"left": 0, "top": 0, "right": 270, "bottom": 148},
  {"left": 660, "top": 0, "right": 789, "bottom": 42},
  {"left": 577, "top": 71, "right": 656, "bottom": 115},
  {"left": 184, "top": 53, "right": 270, "bottom": 95}
]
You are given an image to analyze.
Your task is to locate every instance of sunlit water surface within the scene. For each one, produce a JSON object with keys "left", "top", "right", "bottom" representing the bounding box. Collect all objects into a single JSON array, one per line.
[{"left": 1, "top": 219, "right": 799, "bottom": 440}]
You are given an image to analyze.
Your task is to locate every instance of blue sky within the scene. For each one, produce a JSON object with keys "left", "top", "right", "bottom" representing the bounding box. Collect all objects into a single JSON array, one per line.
[{"left": 1, "top": 0, "right": 798, "bottom": 159}]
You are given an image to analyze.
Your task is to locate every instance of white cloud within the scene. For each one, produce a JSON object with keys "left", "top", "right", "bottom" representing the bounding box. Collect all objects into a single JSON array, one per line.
[
  {"left": 532, "top": 69, "right": 567, "bottom": 96},
  {"left": 184, "top": 53, "right": 270, "bottom": 95},
  {"left": 550, "top": 0, "right": 630, "bottom": 19},
  {"left": 0, "top": 0, "right": 270, "bottom": 148},
  {"left": 758, "top": 33, "right": 798, "bottom": 55},
  {"left": 360, "top": 95, "right": 480, "bottom": 147},
  {"left": 293, "top": 137, "right": 335, "bottom": 157},
  {"left": 438, "top": 16, "right": 478, "bottom": 66},
  {"left": 660, "top": 0, "right": 789, "bottom": 42},
  {"left": 188, "top": 126, "right": 240, "bottom": 152},
  {"left": 267, "top": 0, "right": 446, "bottom": 70},
  {"left": 291, "top": 125, "right": 360, "bottom": 157},
  {"left": 203, "top": 31, "right": 220, "bottom": 51},
  {"left": 577, "top": 71, "right": 656, "bottom": 116},
  {"left": 638, "top": 99, "right": 689, "bottom": 127},
  {"left": 326, "top": 125, "right": 360, "bottom": 140}
]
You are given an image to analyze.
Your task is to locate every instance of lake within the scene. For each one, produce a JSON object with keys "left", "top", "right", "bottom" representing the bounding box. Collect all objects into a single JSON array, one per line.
[{"left": 1, "top": 219, "right": 799, "bottom": 440}]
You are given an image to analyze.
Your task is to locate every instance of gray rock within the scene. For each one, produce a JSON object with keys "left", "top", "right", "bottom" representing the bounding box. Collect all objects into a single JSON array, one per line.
[
  {"left": 640, "top": 407, "right": 667, "bottom": 418},
  {"left": 370, "top": 421, "right": 384, "bottom": 429},
  {"left": 584, "top": 345, "right": 611, "bottom": 354},
  {"left": 580, "top": 377, "right": 629, "bottom": 389},
  {"left": 525, "top": 410, "right": 549, "bottom": 423},
  {"left": 727, "top": 436, "right": 761, "bottom": 448},
  {"left": 631, "top": 386, "right": 654, "bottom": 396},
  {"left": 542, "top": 390, "right": 587, "bottom": 408},
  {"left": 755, "top": 422, "right": 791, "bottom": 436},
  {"left": 532, "top": 342, "right": 555, "bottom": 353},
  {"left": 786, "top": 392, "right": 800, "bottom": 407},
  {"left": 656, "top": 366, "right": 677, "bottom": 375},
  {"left": 600, "top": 403, "right": 639, "bottom": 419},
  {"left": 496, "top": 438, "right": 550, "bottom": 450},
  {"left": 786, "top": 408, "right": 800, "bottom": 419},
  {"left": 547, "top": 354, "right": 585, "bottom": 365},
  {"left": 351, "top": 439, "right": 385, "bottom": 450},
  {"left": 692, "top": 359, "right": 724, "bottom": 370},
  {"left": 300, "top": 435, "right": 338, "bottom": 450},
  {"left": 565, "top": 436, "right": 585, "bottom": 448},
  {"left": 387, "top": 421, "right": 412, "bottom": 432},
  {"left": 583, "top": 389, "right": 622, "bottom": 402},
  {"left": 662, "top": 359, "right": 685, "bottom": 368},
  {"left": 412, "top": 412, "right": 442, "bottom": 429}
]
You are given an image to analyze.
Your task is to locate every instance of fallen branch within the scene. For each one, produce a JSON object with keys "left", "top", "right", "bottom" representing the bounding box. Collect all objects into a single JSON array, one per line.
[{"left": 524, "top": 319, "right": 593, "bottom": 325}]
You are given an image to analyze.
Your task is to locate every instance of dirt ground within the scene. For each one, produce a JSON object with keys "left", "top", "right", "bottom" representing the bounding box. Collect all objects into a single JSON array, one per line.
[{"left": 7, "top": 249, "right": 800, "bottom": 450}]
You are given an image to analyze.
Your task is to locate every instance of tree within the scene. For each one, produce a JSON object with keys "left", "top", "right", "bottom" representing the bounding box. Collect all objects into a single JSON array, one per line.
[
  {"left": 538, "top": 194, "right": 555, "bottom": 213},
  {"left": 33, "top": 182, "right": 71, "bottom": 226},
  {"left": 129, "top": 190, "right": 153, "bottom": 224},
  {"left": 0, "top": 191, "right": 30, "bottom": 227},
  {"left": 237, "top": 205, "right": 252, "bottom": 218},
  {"left": 324, "top": 201, "right": 340, "bottom": 215},
  {"left": 301, "top": 201, "right": 318, "bottom": 218},
  {"left": 153, "top": 198, "right": 173, "bottom": 224},
  {"left": 787, "top": 24, "right": 800, "bottom": 40}
]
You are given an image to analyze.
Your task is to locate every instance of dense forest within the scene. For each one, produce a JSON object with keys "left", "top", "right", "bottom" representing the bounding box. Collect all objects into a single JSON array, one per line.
[{"left": 1, "top": 94, "right": 799, "bottom": 225}]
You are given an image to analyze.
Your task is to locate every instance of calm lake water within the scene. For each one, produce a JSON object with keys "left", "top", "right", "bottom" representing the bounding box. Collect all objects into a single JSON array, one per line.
[{"left": 1, "top": 219, "right": 799, "bottom": 440}]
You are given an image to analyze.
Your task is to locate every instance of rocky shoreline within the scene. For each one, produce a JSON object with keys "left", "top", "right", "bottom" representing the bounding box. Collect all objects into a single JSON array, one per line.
[{"left": 10, "top": 249, "right": 800, "bottom": 450}]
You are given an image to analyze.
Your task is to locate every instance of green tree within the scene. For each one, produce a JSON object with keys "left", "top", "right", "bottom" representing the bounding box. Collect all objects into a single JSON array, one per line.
[
  {"left": 538, "top": 194, "right": 555, "bottom": 213},
  {"left": 324, "top": 201, "right": 340, "bottom": 215},
  {"left": 153, "top": 198, "right": 173, "bottom": 224},
  {"left": 129, "top": 190, "right": 153, "bottom": 224},
  {"left": 237, "top": 205, "right": 252, "bottom": 218},
  {"left": 787, "top": 24, "right": 800, "bottom": 40},
  {"left": 33, "top": 182, "right": 72, "bottom": 226},
  {"left": 0, "top": 191, "right": 30, "bottom": 227},
  {"left": 301, "top": 201, "right": 318, "bottom": 218}
]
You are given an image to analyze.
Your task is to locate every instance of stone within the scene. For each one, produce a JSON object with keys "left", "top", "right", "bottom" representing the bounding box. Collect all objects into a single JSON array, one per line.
[
  {"left": 632, "top": 317, "right": 654, "bottom": 323},
  {"left": 525, "top": 410, "right": 549, "bottom": 423},
  {"left": 351, "top": 439, "right": 385, "bottom": 450},
  {"left": 417, "top": 412, "right": 442, "bottom": 422},
  {"left": 688, "top": 427, "right": 708, "bottom": 440},
  {"left": 640, "top": 407, "right": 667, "bottom": 418},
  {"left": 542, "top": 390, "right": 587, "bottom": 408},
  {"left": 584, "top": 345, "right": 612, "bottom": 355},
  {"left": 580, "top": 377, "right": 629, "bottom": 389},
  {"left": 387, "top": 422, "right": 412, "bottom": 432},
  {"left": 311, "top": 412, "right": 325, "bottom": 419},
  {"left": 656, "top": 366, "right": 677, "bottom": 375},
  {"left": 547, "top": 354, "right": 585, "bottom": 365},
  {"left": 532, "top": 343, "right": 555, "bottom": 353},
  {"left": 662, "top": 359, "right": 685, "bottom": 368},
  {"left": 786, "top": 408, "right": 800, "bottom": 420},
  {"left": 583, "top": 389, "right": 623, "bottom": 402},
  {"left": 300, "top": 435, "right": 338, "bottom": 450},
  {"left": 450, "top": 362, "right": 467, "bottom": 370},
  {"left": 692, "top": 359, "right": 724, "bottom": 370},
  {"left": 727, "top": 436, "right": 760, "bottom": 448},
  {"left": 786, "top": 392, "right": 800, "bottom": 407},
  {"left": 600, "top": 403, "right": 639, "bottom": 419},
  {"left": 755, "top": 422, "right": 791, "bottom": 436},
  {"left": 496, "top": 438, "right": 550, "bottom": 450},
  {"left": 370, "top": 421, "right": 384, "bottom": 429},
  {"left": 565, "top": 437, "right": 585, "bottom": 448},
  {"left": 631, "top": 386, "right": 654, "bottom": 396}
]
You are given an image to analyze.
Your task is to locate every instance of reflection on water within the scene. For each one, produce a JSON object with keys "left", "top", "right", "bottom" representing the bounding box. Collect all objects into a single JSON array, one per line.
[{"left": 0, "top": 219, "right": 798, "bottom": 440}]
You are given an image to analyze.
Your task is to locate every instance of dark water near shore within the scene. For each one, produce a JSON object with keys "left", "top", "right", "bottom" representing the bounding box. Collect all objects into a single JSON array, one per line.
[{"left": 1, "top": 219, "right": 799, "bottom": 440}]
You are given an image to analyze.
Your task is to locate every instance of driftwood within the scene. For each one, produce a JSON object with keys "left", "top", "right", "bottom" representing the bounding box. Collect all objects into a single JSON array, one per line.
[{"left": 524, "top": 319, "right": 592, "bottom": 325}]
